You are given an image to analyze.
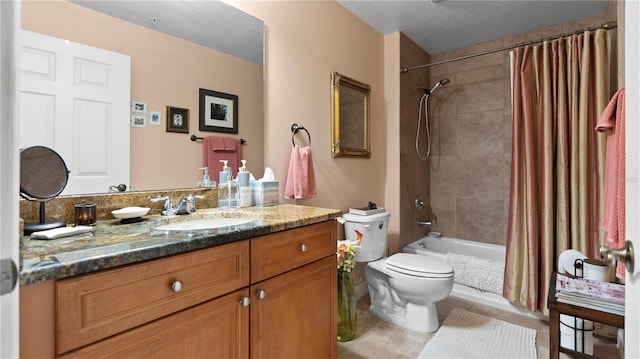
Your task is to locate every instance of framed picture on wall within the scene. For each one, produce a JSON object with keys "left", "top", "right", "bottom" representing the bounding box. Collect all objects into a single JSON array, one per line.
[
  {"left": 199, "top": 88, "right": 238, "bottom": 134},
  {"left": 131, "top": 101, "right": 148, "bottom": 113},
  {"left": 149, "top": 111, "right": 161, "bottom": 125},
  {"left": 166, "top": 106, "right": 189, "bottom": 133},
  {"left": 131, "top": 115, "right": 146, "bottom": 128}
]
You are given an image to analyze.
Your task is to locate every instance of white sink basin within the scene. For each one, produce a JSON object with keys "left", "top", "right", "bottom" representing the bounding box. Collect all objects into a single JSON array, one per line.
[{"left": 154, "top": 217, "right": 254, "bottom": 231}]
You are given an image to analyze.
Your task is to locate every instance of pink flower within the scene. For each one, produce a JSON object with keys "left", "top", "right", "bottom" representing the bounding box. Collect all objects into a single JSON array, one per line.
[
  {"left": 337, "top": 243, "right": 349, "bottom": 256},
  {"left": 336, "top": 230, "right": 364, "bottom": 272}
]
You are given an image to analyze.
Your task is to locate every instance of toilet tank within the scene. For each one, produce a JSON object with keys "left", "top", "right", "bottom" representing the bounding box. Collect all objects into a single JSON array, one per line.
[{"left": 342, "top": 212, "right": 390, "bottom": 262}]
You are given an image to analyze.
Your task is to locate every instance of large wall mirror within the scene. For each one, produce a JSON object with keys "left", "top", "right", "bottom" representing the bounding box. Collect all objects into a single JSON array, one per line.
[
  {"left": 21, "top": 0, "right": 264, "bottom": 195},
  {"left": 331, "top": 71, "right": 371, "bottom": 158}
]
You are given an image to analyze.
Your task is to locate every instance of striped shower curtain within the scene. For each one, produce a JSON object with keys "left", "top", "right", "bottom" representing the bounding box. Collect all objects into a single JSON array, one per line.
[{"left": 504, "top": 29, "right": 615, "bottom": 313}]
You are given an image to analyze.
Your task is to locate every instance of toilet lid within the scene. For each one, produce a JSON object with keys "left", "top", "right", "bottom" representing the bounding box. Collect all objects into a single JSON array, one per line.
[{"left": 386, "top": 253, "right": 453, "bottom": 278}]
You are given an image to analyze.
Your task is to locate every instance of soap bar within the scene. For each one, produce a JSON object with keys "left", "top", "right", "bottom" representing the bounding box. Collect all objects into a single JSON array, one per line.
[{"left": 30, "top": 226, "right": 94, "bottom": 240}]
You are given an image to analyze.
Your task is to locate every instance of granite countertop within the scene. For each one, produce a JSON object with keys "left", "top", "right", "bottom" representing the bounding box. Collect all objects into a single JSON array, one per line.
[{"left": 20, "top": 204, "right": 342, "bottom": 286}]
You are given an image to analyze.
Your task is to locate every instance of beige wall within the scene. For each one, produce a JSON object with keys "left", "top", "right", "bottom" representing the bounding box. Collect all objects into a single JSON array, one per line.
[
  {"left": 238, "top": 1, "right": 386, "bottom": 217},
  {"left": 22, "top": 0, "right": 264, "bottom": 192},
  {"left": 426, "top": 8, "right": 620, "bottom": 245}
]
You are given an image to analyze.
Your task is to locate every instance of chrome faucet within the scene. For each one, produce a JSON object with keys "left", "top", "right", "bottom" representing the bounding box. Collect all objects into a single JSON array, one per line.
[
  {"left": 186, "top": 194, "right": 205, "bottom": 213},
  {"left": 151, "top": 195, "right": 204, "bottom": 216},
  {"left": 150, "top": 196, "right": 177, "bottom": 216},
  {"left": 417, "top": 220, "right": 432, "bottom": 227},
  {"left": 174, "top": 198, "right": 190, "bottom": 215}
]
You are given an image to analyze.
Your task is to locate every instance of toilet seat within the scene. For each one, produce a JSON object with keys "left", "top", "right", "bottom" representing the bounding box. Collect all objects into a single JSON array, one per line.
[{"left": 385, "top": 253, "right": 453, "bottom": 278}]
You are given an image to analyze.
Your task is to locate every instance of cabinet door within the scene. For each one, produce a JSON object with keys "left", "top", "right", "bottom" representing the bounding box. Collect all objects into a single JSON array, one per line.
[
  {"left": 251, "top": 256, "right": 336, "bottom": 359},
  {"left": 59, "top": 289, "right": 250, "bottom": 359}
]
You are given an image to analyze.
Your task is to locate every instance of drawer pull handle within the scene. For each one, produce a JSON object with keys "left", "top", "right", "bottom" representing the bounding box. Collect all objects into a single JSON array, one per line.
[
  {"left": 240, "top": 296, "right": 251, "bottom": 307},
  {"left": 171, "top": 280, "right": 184, "bottom": 293},
  {"left": 299, "top": 243, "right": 308, "bottom": 252},
  {"left": 256, "top": 289, "right": 267, "bottom": 299}
]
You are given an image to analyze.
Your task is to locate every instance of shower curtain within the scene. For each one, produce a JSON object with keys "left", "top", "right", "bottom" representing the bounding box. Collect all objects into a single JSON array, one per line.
[{"left": 504, "top": 29, "right": 614, "bottom": 313}]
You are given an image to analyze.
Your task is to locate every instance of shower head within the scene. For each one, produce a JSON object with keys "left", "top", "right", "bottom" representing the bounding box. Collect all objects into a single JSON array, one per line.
[
  {"left": 429, "top": 78, "right": 450, "bottom": 94},
  {"left": 419, "top": 78, "right": 450, "bottom": 96}
]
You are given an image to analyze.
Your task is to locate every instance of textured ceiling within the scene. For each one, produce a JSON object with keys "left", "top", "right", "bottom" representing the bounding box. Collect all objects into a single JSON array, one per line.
[
  {"left": 337, "top": 0, "right": 609, "bottom": 54},
  {"left": 71, "top": 0, "right": 264, "bottom": 64}
]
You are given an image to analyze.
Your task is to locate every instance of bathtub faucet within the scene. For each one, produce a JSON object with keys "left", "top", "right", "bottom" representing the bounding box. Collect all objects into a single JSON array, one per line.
[{"left": 417, "top": 220, "right": 432, "bottom": 227}]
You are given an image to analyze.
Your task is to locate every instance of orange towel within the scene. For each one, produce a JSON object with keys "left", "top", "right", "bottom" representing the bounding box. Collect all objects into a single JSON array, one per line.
[
  {"left": 202, "top": 136, "right": 242, "bottom": 178},
  {"left": 284, "top": 145, "right": 317, "bottom": 200},
  {"left": 595, "top": 88, "right": 625, "bottom": 279}
]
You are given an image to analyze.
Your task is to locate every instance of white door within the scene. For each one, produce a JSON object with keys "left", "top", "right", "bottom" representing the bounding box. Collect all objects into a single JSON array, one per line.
[
  {"left": 625, "top": 2, "right": 639, "bottom": 357},
  {"left": 0, "top": 1, "right": 20, "bottom": 358},
  {"left": 19, "top": 30, "right": 130, "bottom": 195}
]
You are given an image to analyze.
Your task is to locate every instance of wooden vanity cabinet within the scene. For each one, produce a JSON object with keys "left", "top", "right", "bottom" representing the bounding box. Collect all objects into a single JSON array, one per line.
[
  {"left": 27, "top": 220, "right": 337, "bottom": 359},
  {"left": 250, "top": 221, "right": 337, "bottom": 359}
]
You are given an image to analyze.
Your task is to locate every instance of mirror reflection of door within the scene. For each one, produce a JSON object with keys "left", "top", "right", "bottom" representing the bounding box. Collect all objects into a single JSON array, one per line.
[{"left": 19, "top": 30, "right": 131, "bottom": 195}]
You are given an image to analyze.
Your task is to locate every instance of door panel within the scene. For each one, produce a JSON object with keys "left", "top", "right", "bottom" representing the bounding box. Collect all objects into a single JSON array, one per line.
[
  {"left": 625, "top": 2, "right": 639, "bottom": 357},
  {"left": 19, "top": 30, "right": 130, "bottom": 195},
  {"left": 0, "top": 1, "right": 21, "bottom": 357}
]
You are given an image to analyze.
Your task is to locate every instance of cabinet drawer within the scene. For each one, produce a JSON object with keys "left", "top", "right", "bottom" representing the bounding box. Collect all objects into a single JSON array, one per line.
[
  {"left": 56, "top": 240, "right": 249, "bottom": 354},
  {"left": 251, "top": 221, "right": 336, "bottom": 283},
  {"left": 59, "top": 289, "right": 250, "bottom": 359}
]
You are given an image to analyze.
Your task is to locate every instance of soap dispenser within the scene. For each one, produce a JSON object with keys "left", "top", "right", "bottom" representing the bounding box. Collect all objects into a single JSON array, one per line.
[
  {"left": 197, "top": 167, "right": 215, "bottom": 188},
  {"left": 219, "top": 160, "right": 230, "bottom": 185},
  {"left": 218, "top": 160, "right": 238, "bottom": 209},
  {"left": 227, "top": 174, "right": 239, "bottom": 210},
  {"left": 237, "top": 160, "right": 251, "bottom": 207}
]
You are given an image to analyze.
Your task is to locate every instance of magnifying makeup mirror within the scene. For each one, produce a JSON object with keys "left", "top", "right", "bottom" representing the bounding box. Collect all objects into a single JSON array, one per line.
[{"left": 20, "top": 146, "right": 70, "bottom": 235}]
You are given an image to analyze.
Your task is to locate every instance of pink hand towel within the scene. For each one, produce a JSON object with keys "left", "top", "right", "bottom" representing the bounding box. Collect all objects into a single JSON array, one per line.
[
  {"left": 595, "top": 88, "right": 625, "bottom": 279},
  {"left": 210, "top": 136, "right": 226, "bottom": 151},
  {"left": 284, "top": 145, "right": 317, "bottom": 200}
]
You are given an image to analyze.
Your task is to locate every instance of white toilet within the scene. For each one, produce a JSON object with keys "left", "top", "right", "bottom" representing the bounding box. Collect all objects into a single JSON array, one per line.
[{"left": 343, "top": 211, "right": 454, "bottom": 333}]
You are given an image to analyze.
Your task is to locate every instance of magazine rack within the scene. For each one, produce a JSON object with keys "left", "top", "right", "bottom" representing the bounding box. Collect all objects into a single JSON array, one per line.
[{"left": 547, "top": 272, "right": 624, "bottom": 359}]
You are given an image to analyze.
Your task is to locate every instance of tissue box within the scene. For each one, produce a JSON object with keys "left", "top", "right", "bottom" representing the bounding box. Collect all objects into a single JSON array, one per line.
[{"left": 251, "top": 180, "right": 279, "bottom": 206}]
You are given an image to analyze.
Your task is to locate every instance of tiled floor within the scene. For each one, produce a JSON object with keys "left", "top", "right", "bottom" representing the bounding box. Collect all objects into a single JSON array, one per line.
[{"left": 337, "top": 295, "right": 620, "bottom": 359}]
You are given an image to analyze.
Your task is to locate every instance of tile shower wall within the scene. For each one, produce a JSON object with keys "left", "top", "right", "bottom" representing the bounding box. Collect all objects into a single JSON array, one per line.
[
  {"left": 425, "top": 9, "right": 617, "bottom": 245},
  {"left": 398, "top": 33, "right": 431, "bottom": 251}
]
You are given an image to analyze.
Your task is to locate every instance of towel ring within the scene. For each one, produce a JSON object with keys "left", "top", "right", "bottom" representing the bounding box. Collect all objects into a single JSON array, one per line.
[{"left": 291, "top": 123, "right": 311, "bottom": 146}]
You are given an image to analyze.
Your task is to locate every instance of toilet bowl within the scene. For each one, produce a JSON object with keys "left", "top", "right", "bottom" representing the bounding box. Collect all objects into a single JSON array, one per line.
[{"left": 343, "top": 211, "right": 454, "bottom": 333}]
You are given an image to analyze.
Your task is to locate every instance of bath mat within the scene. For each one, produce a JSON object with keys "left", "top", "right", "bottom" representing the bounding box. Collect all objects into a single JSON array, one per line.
[
  {"left": 417, "top": 308, "right": 537, "bottom": 359},
  {"left": 446, "top": 252, "right": 504, "bottom": 295}
]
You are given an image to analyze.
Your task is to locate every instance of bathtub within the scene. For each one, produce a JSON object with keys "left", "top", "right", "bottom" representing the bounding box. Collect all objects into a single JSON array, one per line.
[{"left": 403, "top": 236, "right": 544, "bottom": 319}]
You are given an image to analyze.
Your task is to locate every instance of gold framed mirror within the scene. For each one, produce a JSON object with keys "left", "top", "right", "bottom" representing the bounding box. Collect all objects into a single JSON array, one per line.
[{"left": 331, "top": 71, "right": 371, "bottom": 158}]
